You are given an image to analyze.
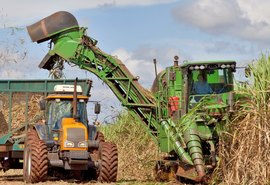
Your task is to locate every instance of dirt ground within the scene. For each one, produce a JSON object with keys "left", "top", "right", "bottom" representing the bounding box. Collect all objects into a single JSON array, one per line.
[{"left": 0, "top": 169, "right": 173, "bottom": 185}]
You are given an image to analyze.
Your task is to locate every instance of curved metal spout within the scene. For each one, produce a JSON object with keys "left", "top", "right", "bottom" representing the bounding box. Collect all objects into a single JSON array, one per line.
[{"left": 27, "top": 11, "right": 79, "bottom": 43}]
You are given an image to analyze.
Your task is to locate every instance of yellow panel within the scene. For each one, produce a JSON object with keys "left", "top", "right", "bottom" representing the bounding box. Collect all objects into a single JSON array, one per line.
[{"left": 60, "top": 117, "right": 88, "bottom": 151}]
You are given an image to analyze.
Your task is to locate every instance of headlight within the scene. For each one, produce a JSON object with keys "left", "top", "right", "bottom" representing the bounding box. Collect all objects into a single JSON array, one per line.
[
  {"left": 64, "top": 140, "right": 74, "bottom": 148},
  {"left": 78, "top": 141, "right": 88, "bottom": 148},
  {"left": 199, "top": 65, "right": 205, "bottom": 70},
  {"left": 53, "top": 133, "right": 59, "bottom": 141}
]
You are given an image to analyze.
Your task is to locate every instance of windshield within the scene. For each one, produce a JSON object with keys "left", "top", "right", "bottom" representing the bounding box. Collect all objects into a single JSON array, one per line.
[
  {"left": 189, "top": 68, "right": 233, "bottom": 95},
  {"left": 46, "top": 99, "right": 87, "bottom": 130}
]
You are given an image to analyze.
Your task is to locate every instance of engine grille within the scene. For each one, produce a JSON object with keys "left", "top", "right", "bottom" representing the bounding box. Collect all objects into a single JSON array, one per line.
[{"left": 66, "top": 128, "right": 85, "bottom": 146}]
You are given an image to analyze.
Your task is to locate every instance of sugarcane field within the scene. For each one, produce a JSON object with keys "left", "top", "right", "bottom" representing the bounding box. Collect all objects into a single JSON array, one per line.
[{"left": 0, "top": 1, "right": 269, "bottom": 185}]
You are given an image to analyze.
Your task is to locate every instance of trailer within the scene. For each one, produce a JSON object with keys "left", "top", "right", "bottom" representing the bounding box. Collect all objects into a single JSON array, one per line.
[{"left": 0, "top": 79, "right": 92, "bottom": 172}]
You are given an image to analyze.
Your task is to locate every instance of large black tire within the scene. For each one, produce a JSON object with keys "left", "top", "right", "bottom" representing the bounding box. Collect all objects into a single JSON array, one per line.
[
  {"left": 25, "top": 128, "right": 39, "bottom": 145},
  {"left": 23, "top": 128, "right": 39, "bottom": 181},
  {"left": 98, "top": 142, "right": 118, "bottom": 182},
  {"left": 23, "top": 140, "right": 48, "bottom": 183}
]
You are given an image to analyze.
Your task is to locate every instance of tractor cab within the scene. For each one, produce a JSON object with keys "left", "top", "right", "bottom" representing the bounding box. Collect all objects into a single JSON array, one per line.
[
  {"left": 38, "top": 85, "right": 90, "bottom": 148},
  {"left": 45, "top": 85, "right": 88, "bottom": 131},
  {"left": 182, "top": 61, "right": 236, "bottom": 109}
]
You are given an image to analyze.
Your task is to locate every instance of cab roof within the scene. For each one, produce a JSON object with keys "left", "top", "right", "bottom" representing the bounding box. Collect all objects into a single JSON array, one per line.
[{"left": 181, "top": 60, "right": 236, "bottom": 68}]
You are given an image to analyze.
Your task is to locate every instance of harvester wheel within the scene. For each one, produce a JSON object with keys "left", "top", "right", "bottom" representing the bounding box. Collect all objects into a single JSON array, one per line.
[
  {"left": 95, "top": 131, "right": 105, "bottom": 143},
  {"left": 98, "top": 142, "right": 118, "bottom": 182},
  {"left": 23, "top": 140, "right": 48, "bottom": 183}
]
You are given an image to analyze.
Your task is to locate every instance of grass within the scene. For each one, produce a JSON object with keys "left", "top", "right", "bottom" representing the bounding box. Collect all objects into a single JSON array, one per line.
[
  {"left": 100, "top": 111, "right": 160, "bottom": 181},
  {"left": 213, "top": 53, "right": 270, "bottom": 185}
]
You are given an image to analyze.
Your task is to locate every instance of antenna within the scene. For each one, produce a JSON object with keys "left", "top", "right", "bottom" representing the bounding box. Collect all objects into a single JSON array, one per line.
[
  {"left": 174, "top": 56, "right": 179, "bottom": 67},
  {"left": 153, "top": 58, "right": 158, "bottom": 79},
  {"left": 73, "top": 77, "right": 78, "bottom": 121}
]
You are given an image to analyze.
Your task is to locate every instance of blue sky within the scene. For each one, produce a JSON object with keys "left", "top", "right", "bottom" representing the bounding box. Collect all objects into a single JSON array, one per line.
[{"left": 0, "top": 0, "right": 269, "bottom": 122}]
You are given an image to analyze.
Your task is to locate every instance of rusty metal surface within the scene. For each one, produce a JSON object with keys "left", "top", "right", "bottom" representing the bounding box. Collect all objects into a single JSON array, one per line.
[
  {"left": 154, "top": 161, "right": 178, "bottom": 182},
  {"left": 176, "top": 163, "right": 201, "bottom": 182},
  {"left": 27, "top": 11, "right": 78, "bottom": 43},
  {"left": 0, "top": 145, "right": 9, "bottom": 151}
]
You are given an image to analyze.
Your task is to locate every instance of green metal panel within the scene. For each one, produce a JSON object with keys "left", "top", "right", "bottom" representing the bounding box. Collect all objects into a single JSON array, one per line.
[
  {"left": 181, "top": 60, "right": 236, "bottom": 68},
  {"left": 0, "top": 79, "right": 91, "bottom": 95},
  {"left": 0, "top": 133, "right": 12, "bottom": 145}
]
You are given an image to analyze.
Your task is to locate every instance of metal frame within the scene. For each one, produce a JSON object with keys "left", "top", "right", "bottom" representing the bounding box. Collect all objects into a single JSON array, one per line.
[{"left": 0, "top": 79, "right": 91, "bottom": 153}]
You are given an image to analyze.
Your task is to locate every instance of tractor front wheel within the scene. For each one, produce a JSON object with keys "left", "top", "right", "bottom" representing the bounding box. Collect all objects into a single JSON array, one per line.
[
  {"left": 23, "top": 140, "right": 48, "bottom": 183},
  {"left": 98, "top": 142, "right": 118, "bottom": 182}
]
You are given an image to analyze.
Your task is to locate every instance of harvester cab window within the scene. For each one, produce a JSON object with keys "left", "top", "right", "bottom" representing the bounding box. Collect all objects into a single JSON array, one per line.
[
  {"left": 192, "top": 73, "right": 213, "bottom": 95},
  {"left": 189, "top": 68, "right": 234, "bottom": 103},
  {"left": 207, "top": 69, "right": 233, "bottom": 93},
  {"left": 190, "top": 69, "right": 233, "bottom": 95}
]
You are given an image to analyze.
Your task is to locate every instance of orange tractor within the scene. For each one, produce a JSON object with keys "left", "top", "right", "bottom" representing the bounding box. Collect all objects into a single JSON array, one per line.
[{"left": 23, "top": 79, "right": 118, "bottom": 183}]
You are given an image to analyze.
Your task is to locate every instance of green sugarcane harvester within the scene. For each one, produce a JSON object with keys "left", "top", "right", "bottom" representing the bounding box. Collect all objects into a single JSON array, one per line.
[{"left": 27, "top": 11, "right": 236, "bottom": 182}]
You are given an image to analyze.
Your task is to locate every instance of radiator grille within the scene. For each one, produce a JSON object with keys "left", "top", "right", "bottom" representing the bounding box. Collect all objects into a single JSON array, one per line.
[{"left": 66, "top": 128, "right": 85, "bottom": 146}]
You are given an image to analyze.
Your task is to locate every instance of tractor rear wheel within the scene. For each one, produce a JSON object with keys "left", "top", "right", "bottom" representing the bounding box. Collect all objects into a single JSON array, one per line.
[
  {"left": 25, "top": 128, "right": 39, "bottom": 144},
  {"left": 95, "top": 131, "right": 105, "bottom": 143},
  {"left": 98, "top": 142, "right": 118, "bottom": 182},
  {"left": 23, "top": 128, "right": 39, "bottom": 180},
  {"left": 23, "top": 140, "right": 48, "bottom": 183}
]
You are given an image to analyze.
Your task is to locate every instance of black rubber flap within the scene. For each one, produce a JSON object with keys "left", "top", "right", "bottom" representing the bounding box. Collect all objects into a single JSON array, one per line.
[{"left": 39, "top": 53, "right": 56, "bottom": 70}]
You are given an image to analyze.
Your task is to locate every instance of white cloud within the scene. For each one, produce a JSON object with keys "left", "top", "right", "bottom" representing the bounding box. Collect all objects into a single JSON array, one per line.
[
  {"left": 0, "top": 69, "right": 25, "bottom": 78},
  {"left": 204, "top": 40, "right": 255, "bottom": 55},
  {"left": 112, "top": 48, "right": 131, "bottom": 61},
  {"left": 112, "top": 46, "right": 187, "bottom": 88},
  {"left": 112, "top": 48, "right": 164, "bottom": 88},
  {"left": 132, "top": 46, "right": 184, "bottom": 66},
  {"left": 237, "top": 0, "right": 270, "bottom": 24},
  {"left": 0, "top": 0, "right": 176, "bottom": 27},
  {"left": 172, "top": 0, "right": 270, "bottom": 43},
  {"left": 0, "top": 54, "right": 36, "bottom": 78}
]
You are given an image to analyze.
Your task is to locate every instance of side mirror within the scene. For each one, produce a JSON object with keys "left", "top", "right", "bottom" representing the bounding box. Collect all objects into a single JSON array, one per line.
[
  {"left": 39, "top": 99, "right": 46, "bottom": 110},
  {"left": 94, "top": 103, "right": 101, "bottom": 114}
]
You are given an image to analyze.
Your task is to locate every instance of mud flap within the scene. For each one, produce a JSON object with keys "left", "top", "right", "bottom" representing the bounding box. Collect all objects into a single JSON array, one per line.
[{"left": 38, "top": 53, "right": 58, "bottom": 70}]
